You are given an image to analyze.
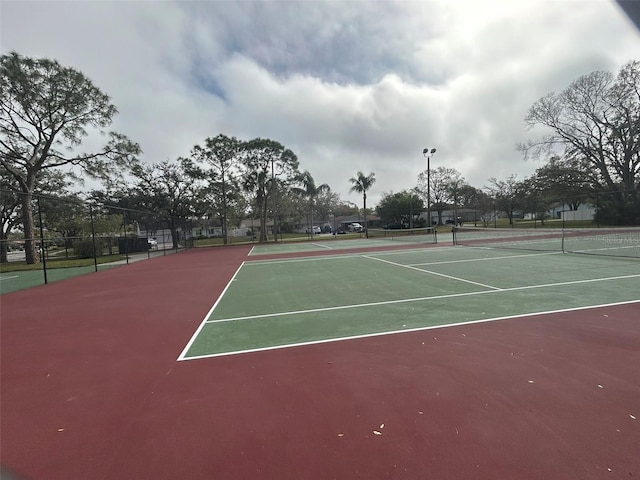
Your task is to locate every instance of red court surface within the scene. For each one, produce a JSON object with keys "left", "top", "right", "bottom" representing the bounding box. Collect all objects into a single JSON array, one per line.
[{"left": 1, "top": 245, "right": 639, "bottom": 479}]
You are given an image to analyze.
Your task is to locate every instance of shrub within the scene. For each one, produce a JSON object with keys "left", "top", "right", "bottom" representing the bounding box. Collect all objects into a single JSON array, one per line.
[{"left": 74, "top": 237, "right": 106, "bottom": 258}]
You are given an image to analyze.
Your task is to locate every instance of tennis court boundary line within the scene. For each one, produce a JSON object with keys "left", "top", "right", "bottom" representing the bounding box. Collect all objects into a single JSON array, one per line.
[
  {"left": 178, "top": 299, "right": 640, "bottom": 361},
  {"left": 176, "top": 261, "right": 246, "bottom": 361}
]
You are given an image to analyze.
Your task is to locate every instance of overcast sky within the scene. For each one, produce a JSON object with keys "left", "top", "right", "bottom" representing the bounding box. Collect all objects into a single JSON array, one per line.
[{"left": 2, "top": 0, "right": 639, "bottom": 206}]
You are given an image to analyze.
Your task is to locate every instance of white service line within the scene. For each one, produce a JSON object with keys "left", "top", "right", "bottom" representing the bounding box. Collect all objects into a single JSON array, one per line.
[
  {"left": 407, "top": 251, "right": 561, "bottom": 267},
  {"left": 311, "top": 242, "right": 333, "bottom": 249},
  {"left": 204, "top": 271, "right": 640, "bottom": 325},
  {"left": 363, "top": 255, "right": 502, "bottom": 290}
]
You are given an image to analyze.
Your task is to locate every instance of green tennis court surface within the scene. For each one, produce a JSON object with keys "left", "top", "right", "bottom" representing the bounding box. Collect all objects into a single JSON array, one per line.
[
  {"left": 180, "top": 246, "right": 640, "bottom": 360},
  {"left": 0, "top": 264, "right": 120, "bottom": 294}
]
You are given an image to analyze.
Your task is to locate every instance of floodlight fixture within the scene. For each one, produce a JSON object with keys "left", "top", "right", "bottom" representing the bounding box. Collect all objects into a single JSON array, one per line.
[{"left": 422, "top": 147, "right": 437, "bottom": 227}]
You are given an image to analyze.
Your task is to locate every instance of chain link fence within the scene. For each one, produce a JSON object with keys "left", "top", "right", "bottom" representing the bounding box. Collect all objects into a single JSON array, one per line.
[
  {"left": 454, "top": 190, "right": 640, "bottom": 228},
  {"left": 1, "top": 189, "right": 234, "bottom": 289}
]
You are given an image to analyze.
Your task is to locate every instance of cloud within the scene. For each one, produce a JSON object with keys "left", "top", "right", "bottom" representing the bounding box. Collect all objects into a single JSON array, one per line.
[{"left": 1, "top": 0, "right": 638, "bottom": 206}]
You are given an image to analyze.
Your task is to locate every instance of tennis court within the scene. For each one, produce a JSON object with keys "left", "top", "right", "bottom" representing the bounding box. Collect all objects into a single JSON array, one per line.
[
  {"left": 2, "top": 232, "right": 639, "bottom": 479},
  {"left": 182, "top": 241, "right": 640, "bottom": 360}
]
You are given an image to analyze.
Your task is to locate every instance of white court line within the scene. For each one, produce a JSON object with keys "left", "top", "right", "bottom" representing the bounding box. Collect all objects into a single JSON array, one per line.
[
  {"left": 0, "top": 275, "right": 19, "bottom": 281},
  {"left": 311, "top": 242, "right": 333, "bottom": 249},
  {"left": 244, "top": 247, "right": 435, "bottom": 264},
  {"left": 203, "top": 271, "right": 640, "bottom": 324},
  {"left": 176, "top": 261, "right": 246, "bottom": 361},
  {"left": 364, "top": 255, "right": 502, "bottom": 290},
  {"left": 181, "top": 299, "right": 640, "bottom": 361},
  {"left": 244, "top": 251, "right": 393, "bottom": 265},
  {"left": 408, "top": 251, "right": 561, "bottom": 267},
  {"left": 247, "top": 246, "right": 256, "bottom": 256},
  {"left": 244, "top": 246, "right": 552, "bottom": 267}
]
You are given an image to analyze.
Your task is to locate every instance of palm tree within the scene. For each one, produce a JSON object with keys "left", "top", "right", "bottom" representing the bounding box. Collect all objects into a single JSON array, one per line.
[
  {"left": 349, "top": 171, "right": 376, "bottom": 238},
  {"left": 294, "top": 171, "right": 330, "bottom": 235}
]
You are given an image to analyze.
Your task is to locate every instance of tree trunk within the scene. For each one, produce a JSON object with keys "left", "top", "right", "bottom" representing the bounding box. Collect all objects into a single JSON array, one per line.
[
  {"left": 0, "top": 233, "right": 8, "bottom": 263},
  {"left": 221, "top": 177, "right": 228, "bottom": 245},
  {"left": 21, "top": 191, "right": 39, "bottom": 264},
  {"left": 363, "top": 193, "right": 368, "bottom": 238},
  {"left": 257, "top": 191, "right": 267, "bottom": 243}
]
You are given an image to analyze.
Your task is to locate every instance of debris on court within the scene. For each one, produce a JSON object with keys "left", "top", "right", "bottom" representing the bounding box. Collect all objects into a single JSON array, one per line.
[{"left": 372, "top": 422, "right": 385, "bottom": 436}]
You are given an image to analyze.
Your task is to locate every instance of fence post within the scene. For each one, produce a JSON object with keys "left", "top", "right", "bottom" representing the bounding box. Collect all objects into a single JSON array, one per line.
[
  {"left": 37, "top": 195, "right": 48, "bottom": 285},
  {"left": 90, "top": 205, "right": 98, "bottom": 272}
]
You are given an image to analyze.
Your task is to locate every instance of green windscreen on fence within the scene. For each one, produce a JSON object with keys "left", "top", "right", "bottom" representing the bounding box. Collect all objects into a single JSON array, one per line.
[{"left": 453, "top": 226, "right": 640, "bottom": 258}]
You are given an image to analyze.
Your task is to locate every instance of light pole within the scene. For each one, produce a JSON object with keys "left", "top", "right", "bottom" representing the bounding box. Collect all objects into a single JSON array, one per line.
[
  {"left": 270, "top": 158, "right": 284, "bottom": 242},
  {"left": 422, "top": 148, "right": 436, "bottom": 227}
]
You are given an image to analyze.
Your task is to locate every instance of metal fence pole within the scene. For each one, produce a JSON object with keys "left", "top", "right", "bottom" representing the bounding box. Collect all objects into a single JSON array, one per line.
[
  {"left": 90, "top": 205, "right": 98, "bottom": 272},
  {"left": 37, "top": 195, "right": 48, "bottom": 285}
]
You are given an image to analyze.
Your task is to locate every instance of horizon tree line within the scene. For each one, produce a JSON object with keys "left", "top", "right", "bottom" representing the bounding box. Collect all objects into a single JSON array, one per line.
[{"left": 2, "top": 51, "right": 638, "bottom": 263}]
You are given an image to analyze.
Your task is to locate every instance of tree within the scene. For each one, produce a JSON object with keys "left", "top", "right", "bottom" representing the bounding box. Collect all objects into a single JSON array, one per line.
[
  {"left": 376, "top": 190, "right": 424, "bottom": 228},
  {"left": 131, "top": 159, "right": 207, "bottom": 248},
  {"left": 188, "top": 134, "right": 241, "bottom": 245},
  {"left": 240, "top": 138, "right": 299, "bottom": 243},
  {"left": 417, "top": 167, "right": 462, "bottom": 225},
  {"left": 520, "top": 60, "right": 640, "bottom": 223},
  {"left": 349, "top": 171, "right": 376, "bottom": 237},
  {"left": 445, "top": 177, "right": 469, "bottom": 225},
  {"left": 1, "top": 166, "right": 70, "bottom": 262},
  {"left": 0, "top": 52, "right": 140, "bottom": 263},
  {"left": 530, "top": 156, "right": 595, "bottom": 210},
  {"left": 458, "top": 186, "right": 495, "bottom": 227},
  {"left": 485, "top": 175, "right": 526, "bottom": 225},
  {"left": 293, "top": 170, "right": 330, "bottom": 235},
  {"left": 0, "top": 175, "right": 20, "bottom": 263},
  {"left": 313, "top": 189, "right": 341, "bottom": 225},
  {"left": 38, "top": 193, "right": 87, "bottom": 249}
]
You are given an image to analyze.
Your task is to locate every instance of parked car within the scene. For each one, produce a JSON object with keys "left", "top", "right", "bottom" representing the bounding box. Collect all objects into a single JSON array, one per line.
[
  {"left": 148, "top": 238, "right": 158, "bottom": 247},
  {"left": 305, "top": 226, "right": 321, "bottom": 234},
  {"left": 348, "top": 223, "right": 364, "bottom": 232},
  {"left": 445, "top": 217, "right": 463, "bottom": 226}
]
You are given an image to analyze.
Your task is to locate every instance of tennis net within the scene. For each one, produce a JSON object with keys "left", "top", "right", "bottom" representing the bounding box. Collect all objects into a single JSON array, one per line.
[
  {"left": 453, "top": 226, "right": 640, "bottom": 258},
  {"left": 367, "top": 227, "right": 437, "bottom": 244}
]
